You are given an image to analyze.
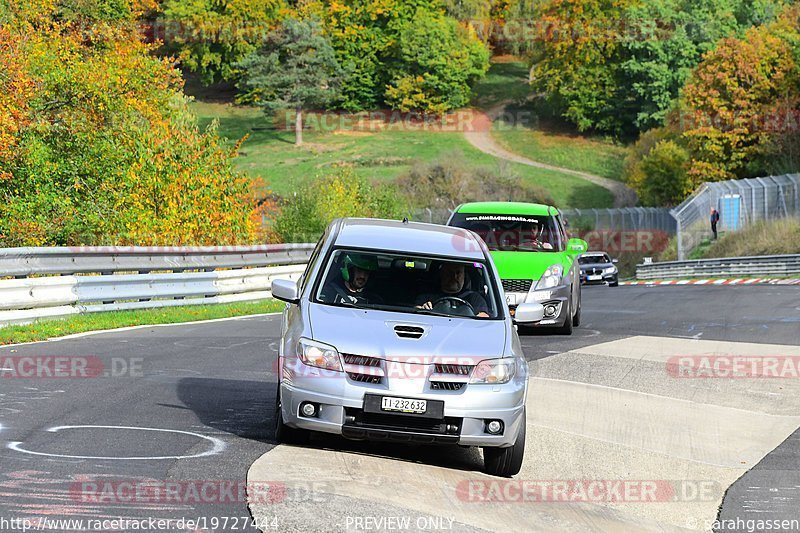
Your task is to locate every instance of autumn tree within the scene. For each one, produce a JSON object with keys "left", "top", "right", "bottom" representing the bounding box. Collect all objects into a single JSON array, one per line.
[
  {"left": 0, "top": 1, "right": 261, "bottom": 246},
  {"left": 237, "top": 18, "right": 343, "bottom": 146},
  {"left": 517, "top": 0, "right": 787, "bottom": 135},
  {"left": 625, "top": 5, "right": 800, "bottom": 205},
  {"left": 678, "top": 22, "right": 800, "bottom": 182}
]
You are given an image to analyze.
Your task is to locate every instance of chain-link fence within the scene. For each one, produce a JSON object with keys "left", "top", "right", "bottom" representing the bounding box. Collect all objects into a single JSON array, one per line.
[
  {"left": 410, "top": 207, "right": 677, "bottom": 232},
  {"left": 671, "top": 174, "right": 800, "bottom": 260},
  {"left": 559, "top": 208, "right": 676, "bottom": 234}
]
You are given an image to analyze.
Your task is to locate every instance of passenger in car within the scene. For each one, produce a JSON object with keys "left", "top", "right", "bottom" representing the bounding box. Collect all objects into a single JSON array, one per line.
[
  {"left": 320, "top": 253, "right": 382, "bottom": 305},
  {"left": 415, "top": 262, "right": 490, "bottom": 317}
]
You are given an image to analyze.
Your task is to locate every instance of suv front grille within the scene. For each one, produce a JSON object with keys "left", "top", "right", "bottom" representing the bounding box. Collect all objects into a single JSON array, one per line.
[
  {"left": 343, "top": 354, "right": 381, "bottom": 367},
  {"left": 430, "top": 381, "right": 465, "bottom": 391},
  {"left": 434, "top": 363, "right": 473, "bottom": 375},
  {"left": 343, "top": 353, "right": 383, "bottom": 384},
  {"left": 348, "top": 373, "right": 383, "bottom": 384},
  {"left": 502, "top": 279, "right": 533, "bottom": 293}
]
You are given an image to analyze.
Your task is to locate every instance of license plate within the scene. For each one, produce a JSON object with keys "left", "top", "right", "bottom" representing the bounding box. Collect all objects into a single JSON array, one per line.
[
  {"left": 381, "top": 397, "right": 427, "bottom": 414},
  {"left": 588, "top": 275, "right": 602, "bottom": 281},
  {"left": 506, "top": 294, "right": 517, "bottom": 305}
]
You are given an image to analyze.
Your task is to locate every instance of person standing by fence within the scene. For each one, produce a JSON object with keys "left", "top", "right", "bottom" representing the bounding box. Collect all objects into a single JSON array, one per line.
[{"left": 710, "top": 208, "right": 720, "bottom": 240}]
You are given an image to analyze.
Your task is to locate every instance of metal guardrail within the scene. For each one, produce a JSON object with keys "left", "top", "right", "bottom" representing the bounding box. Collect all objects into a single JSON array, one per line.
[
  {"left": 636, "top": 254, "right": 800, "bottom": 280},
  {"left": 0, "top": 245, "right": 315, "bottom": 327}
]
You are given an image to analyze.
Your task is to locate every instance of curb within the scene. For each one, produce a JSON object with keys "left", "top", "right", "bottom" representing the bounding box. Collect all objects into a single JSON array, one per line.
[{"left": 620, "top": 278, "right": 800, "bottom": 286}]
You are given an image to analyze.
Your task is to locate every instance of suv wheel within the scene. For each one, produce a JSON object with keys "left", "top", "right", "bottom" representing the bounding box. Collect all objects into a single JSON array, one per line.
[{"left": 483, "top": 410, "right": 526, "bottom": 477}]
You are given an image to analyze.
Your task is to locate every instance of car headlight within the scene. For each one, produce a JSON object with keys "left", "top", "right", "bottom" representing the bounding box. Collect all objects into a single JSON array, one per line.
[
  {"left": 535, "top": 264, "right": 564, "bottom": 290},
  {"left": 470, "top": 358, "right": 516, "bottom": 384},
  {"left": 297, "top": 338, "right": 342, "bottom": 372},
  {"left": 603, "top": 267, "right": 617, "bottom": 274}
]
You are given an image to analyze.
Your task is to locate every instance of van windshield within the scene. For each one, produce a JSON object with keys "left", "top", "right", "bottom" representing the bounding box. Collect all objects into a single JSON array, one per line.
[
  {"left": 313, "top": 249, "right": 503, "bottom": 319},
  {"left": 449, "top": 213, "right": 564, "bottom": 252}
]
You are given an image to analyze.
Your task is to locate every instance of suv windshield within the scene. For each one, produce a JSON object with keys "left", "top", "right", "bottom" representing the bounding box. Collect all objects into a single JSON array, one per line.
[
  {"left": 314, "top": 249, "right": 502, "bottom": 319},
  {"left": 579, "top": 254, "right": 611, "bottom": 264},
  {"left": 449, "top": 213, "right": 564, "bottom": 252}
]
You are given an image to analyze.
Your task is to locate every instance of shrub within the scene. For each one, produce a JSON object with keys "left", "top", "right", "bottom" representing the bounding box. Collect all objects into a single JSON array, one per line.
[
  {"left": 271, "top": 169, "right": 407, "bottom": 243},
  {"left": 395, "top": 153, "right": 555, "bottom": 211}
]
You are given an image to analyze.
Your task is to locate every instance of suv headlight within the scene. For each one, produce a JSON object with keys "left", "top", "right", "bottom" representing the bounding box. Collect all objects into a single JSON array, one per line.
[
  {"left": 297, "top": 338, "right": 342, "bottom": 372},
  {"left": 470, "top": 358, "right": 516, "bottom": 384},
  {"left": 535, "top": 264, "right": 564, "bottom": 290}
]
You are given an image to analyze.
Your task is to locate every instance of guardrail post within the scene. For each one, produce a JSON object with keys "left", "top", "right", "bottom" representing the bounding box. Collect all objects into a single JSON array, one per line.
[{"left": 676, "top": 219, "right": 684, "bottom": 261}]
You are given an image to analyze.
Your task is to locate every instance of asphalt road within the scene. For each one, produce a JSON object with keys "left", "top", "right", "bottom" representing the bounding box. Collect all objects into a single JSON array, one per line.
[{"left": 0, "top": 285, "right": 797, "bottom": 532}]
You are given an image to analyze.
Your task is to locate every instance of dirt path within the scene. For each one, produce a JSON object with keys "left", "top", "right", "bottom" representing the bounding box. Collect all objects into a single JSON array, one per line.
[{"left": 465, "top": 103, "right": 637, "bottom": 207}]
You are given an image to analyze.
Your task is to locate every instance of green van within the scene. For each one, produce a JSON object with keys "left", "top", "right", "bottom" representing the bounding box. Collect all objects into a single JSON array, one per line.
[{"left": 447, "top": 202, "right": 588, "bottom": 335}]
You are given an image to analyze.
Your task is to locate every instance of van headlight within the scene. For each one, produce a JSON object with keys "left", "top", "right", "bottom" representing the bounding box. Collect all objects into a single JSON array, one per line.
[
  {"left": 535, "top": 264, "right": 564, "bottom": 290},
  {"left": 297, "top": 338, "right": 342, "bottom": 372},
  {"left": 470, "top": 359, "right": 516, "bottom": 384}
]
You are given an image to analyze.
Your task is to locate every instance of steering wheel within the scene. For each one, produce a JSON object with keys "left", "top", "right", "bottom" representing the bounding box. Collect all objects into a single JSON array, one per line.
[{"left": 432, "top": 296, "right": 476, "bottom": 316}]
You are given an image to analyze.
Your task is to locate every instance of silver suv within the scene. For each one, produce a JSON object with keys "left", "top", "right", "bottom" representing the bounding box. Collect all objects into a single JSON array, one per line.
[{"left": 271, "top": 218, "right": 543, "bottom": 476}]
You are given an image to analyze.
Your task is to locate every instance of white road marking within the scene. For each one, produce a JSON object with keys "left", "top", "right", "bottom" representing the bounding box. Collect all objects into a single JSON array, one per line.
[{"left": 7, "top": 425, "right": 226, "bottom": 460}]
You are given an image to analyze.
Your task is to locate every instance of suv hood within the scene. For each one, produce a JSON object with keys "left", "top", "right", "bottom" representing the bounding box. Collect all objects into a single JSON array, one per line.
[
  {"left": 490, "top": 250, "right": 568, "bottom": 281},
  {"left": 308, "top": 304, "right": 507, "bottom": 362}
]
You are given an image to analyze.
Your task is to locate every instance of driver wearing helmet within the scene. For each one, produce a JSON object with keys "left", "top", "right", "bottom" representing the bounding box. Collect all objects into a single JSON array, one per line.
[
  {"left": 416, "top": 262, "right": 490, "bottom": 318},
  {"left": 321, "top": 253, "right": 381, "bottom": 305}
]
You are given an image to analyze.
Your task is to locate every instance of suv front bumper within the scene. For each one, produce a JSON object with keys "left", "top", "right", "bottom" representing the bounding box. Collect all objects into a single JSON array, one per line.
[{"left": 279, "top": 376, "right": 526, "bottom": 448}]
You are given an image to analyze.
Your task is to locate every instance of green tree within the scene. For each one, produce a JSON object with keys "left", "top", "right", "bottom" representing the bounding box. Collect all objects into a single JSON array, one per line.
[
  {"left": 160, "top": 0, "right": 286, "bottom": 84},
  {"left": 522, "top": 0, "right": 635, "bottom": 133},
  {"left": 638, "top": 139, "right": 691, "bottom": 206},
  {"left": 237, "top": 18, "right": 344, "bottom": 146},
  {"left": 385, "top": 11, "right": 489, "bottom": 114},
  {"left": 299, "top": 0, "right": 489, "bottom": 112},
  {"left": 617, "top": 0, "right": 784, "bottom": 133}
]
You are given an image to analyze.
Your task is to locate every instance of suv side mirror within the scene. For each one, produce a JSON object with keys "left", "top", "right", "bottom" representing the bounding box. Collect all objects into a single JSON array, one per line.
[
  {"left": 272, "top": 278, "right": 300, "bottom": 304},
  {"left": 566, "top": 238, "right": 588, "bottom": 255}
]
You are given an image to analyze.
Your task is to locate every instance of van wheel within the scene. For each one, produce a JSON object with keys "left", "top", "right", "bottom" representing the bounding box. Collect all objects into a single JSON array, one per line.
[
  {"left": 483, "top": 411, "right": 526, "bottom": 477},
  {"left": 274, "top": 386, "right": 309, "bottom": 445}
]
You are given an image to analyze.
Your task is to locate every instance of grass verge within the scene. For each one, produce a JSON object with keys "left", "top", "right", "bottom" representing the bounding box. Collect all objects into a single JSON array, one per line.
[
  {"left": 469, "top": 61, "right": 629, "bottom": 182},
  {"left": 493, "top": 128, "right": 628, "bottom": 181},
  {"left": 0, "top": 299, "right": 283, "bottom": 346},
  {"left": 658, "top": 218, "right": 800, "bottom": 261},
  {"left": 191, "top": 101, "right": 614, "bottom": 208}
]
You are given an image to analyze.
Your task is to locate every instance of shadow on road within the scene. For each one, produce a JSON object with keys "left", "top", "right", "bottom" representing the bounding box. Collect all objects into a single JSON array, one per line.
[
  {"left": 177, "top": 377, "right": 277, "bottom": 442},
  {"left": 177, "top": 377, "right": 484, "bottom": 473}
]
